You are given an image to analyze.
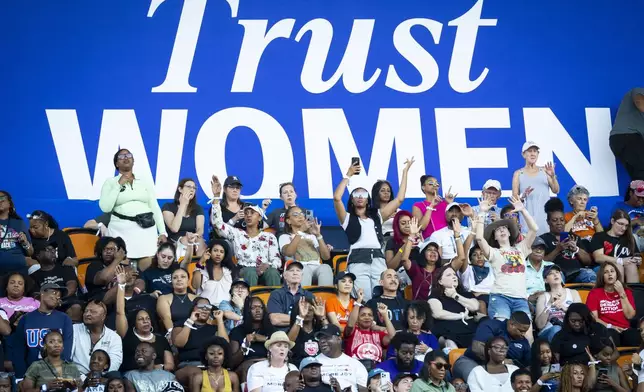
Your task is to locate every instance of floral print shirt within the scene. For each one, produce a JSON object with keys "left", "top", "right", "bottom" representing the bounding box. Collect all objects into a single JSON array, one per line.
[{"left": 210, "top": 203, "right": 282, "bottom": 269}]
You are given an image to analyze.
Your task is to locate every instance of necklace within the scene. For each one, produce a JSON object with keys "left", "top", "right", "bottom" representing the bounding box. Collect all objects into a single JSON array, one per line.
[
  {"left": 133, "top": 328, "right": 154, "bottom": 341},
  {"left": 175, "top": 293, "right": 188, "bottom": 303},
  {"left": 207, "top": 369, "right": 223, "bottom": 389}
]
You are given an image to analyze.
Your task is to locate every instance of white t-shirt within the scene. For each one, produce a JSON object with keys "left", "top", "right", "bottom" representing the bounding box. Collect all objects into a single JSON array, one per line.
[
  {"left": 459, "top": 263, "right": 495, "bottom": 294},
  {"left": 316, "top": 353, "right": 368, "bottom": 392},
  {"left": 428, "top": 227, "right": 472, "bottom": 260},
  {"left": 342, "top": 212, "right": 382, "bottom": 251},
  {"left": 488, "top": 241, "right": 531, "bottom": 299},
  {"left": 278, "top": 233, "right": 321, "bottom": 265},
  {"left": 247, "top": 360, "right": 297, "bottom": 392}
]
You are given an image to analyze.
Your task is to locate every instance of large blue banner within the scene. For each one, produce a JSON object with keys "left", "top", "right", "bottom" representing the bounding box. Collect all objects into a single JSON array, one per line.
[{"left": 4, "top": 0, "right": 644, "bottom": 229}]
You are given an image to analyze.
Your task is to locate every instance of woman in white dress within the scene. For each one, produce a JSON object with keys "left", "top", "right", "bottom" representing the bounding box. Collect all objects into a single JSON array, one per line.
[
  {"left": 99, "top": 149, "right": 167, "bottom": 270},
  {"left": 192, "top": 239, "right": 237, "bottom": 307}
]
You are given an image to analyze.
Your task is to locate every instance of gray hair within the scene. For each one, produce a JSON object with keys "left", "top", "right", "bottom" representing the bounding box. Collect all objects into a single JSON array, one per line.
[{"left": 567, "top": 185, "right": 590, "bottom": 205}]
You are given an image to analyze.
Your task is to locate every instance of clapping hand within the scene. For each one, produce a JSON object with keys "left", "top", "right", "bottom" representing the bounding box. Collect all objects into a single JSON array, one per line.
[{"left": 313, "top": 297, "right": 326, "bottom": 318}]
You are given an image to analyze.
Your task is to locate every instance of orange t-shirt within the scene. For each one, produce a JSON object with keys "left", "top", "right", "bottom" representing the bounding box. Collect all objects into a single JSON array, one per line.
[
  {"left": 325, "top": 296, "right": 355, "bottom": 329},
  {"left": 564, "top": 211, "right": 596, "bottom": 240}
]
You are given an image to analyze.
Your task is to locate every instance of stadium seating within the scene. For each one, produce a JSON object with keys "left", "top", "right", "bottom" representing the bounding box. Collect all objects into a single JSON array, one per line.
[
  {"left": 449, "top": 348, "right": 466, "bottom": 366},
  {"left": 63, "top": 228, "right": 99, "bottom": 259}
]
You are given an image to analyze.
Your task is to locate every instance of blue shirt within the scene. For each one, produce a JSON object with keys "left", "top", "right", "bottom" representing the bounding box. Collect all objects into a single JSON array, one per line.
[
  {"left": 613, "top": 201, "right": 644, "bottom": 231},
  {"left": 464, "top": 319, "right": 530, "bottom": 367},
  {"left": 0, "top": 218, "right": 31, "bottom": 274},
  {"left": 375, "top": 358, "right": 423, "bottom": 380},
  {"left": 218, "top": 300, "right": 242, "bottom": 333},
  {"left": 525, "top": 259, "right": 554, "bottom": 295},
  {"left": 267, "top": 285, "right": 313, "bottom": 331}
]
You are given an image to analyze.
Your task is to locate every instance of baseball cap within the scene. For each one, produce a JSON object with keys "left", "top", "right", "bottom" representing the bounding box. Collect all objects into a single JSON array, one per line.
[
  {"left": 299, "top": 357, "right": 322, "bottom": 371},
  {"left": 531, "top": 236, "right": 547, "bottom": 249},
  {"left": 223, "top": 176, "right": 243, "bottom": 188},
  {"left": 631, "top": 180, "right": 644, "bottom": 197},
  {"left": 368, "top": 369, "right": 386, "bottom": 381},
  {"left": 243, "top": 204, "right": 266, "bottom": 219},
  {"left": 40, "top": 283, "right": 68, "bottom": 296},
  {"left": 334, "top": 271, "right": 357, "bottom": 284},
  {"left": 522, "top": 141, "right": 540, "bottom": 153},
  {"left": 230, "top": 278, "right": 250, "bottom": 290},
  {"left": 284, "top": 260, "right": 304, "bottom": 271},
  {"left": 482, "top": 179, "right": 502, "bottom": 192},
  {"left": 393, "top": 373, "right": 418, "bottom": 385},
  {"left": 314, "top": 324, "right": 341, "bottom": 339},
  {"left": 444, "top": 202, "right": 462, "bottom": 218},
  {"left": 543, "top": 264, "right": 563, "bottom": 279},
  {"left": 418, "top": 240, "right": 440, "bottom": 254}
]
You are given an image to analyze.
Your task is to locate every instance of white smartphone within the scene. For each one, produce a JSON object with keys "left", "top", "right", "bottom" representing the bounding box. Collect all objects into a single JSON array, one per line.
[
  {"left": 550, "top": 363, "right": 561, "bottom": 373},
  {"left": 380, "top": 372, "right": 391, "bottom": 390}
]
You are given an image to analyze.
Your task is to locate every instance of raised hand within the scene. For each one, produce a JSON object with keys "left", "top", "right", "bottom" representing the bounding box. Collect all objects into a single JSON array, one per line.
[
  {"left": 210, "top": 175, "right": 222, "bottom": 198},
  {"left": 356, "top": 288, "right": 365, "bottom": 304},
  {"left": 509, "top": 195, "right": 526, "bottom": 213},
  {"left": 409, "top": 217, "right": 421, "bottom": 237},
  {"left": 309, "top": 219, "right": 322, "bottom": 236},
  {"left": 403, "top": 157, "right": 415, "bottom": 172},
  {"left": 477, "top": 197, "right": 492, "bottom": 213},
  {"left": 313, "top": 297, "right": 326, "bottom": 318},
  {"left": 460, "top": 203, "right": 473, "bottom": 217},
  {"left": 521, "top": 186, "right": 535, "bottom": 200},
  {"left": 445, "top": 186, "right": 458, "bottom": 204},
  {"left": 377, "top": 303, "right": 390, "bottom": 319},
  {"left": 298, "top": 297, "right": 310, "bottom": 316},
  {"left": 115, "top": 265, "right": 126, "bottom": 285},
  {"left": 452, "top": 218, "right": 462, "bottom": 235},
  {"left": 346, "top": 162, "right": 361, "bottom": 177},
  {"left": 545, "top": 162, "right": 556, "bottom": 177},
  {"left": 262, "top": 199, "right": 272, "bottom": 210}
]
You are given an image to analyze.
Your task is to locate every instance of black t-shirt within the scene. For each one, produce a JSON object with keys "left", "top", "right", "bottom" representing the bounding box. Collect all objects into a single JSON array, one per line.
[
  {"left": 105, "top": 293, "right": 159, "bottom": 331},
  {"left": 178, "top": 324, "right": 220, "bottom": 363},
  {"left": 229, "top": 325, "right": 271, "bottom": 360},
  {"left": 140, "top": 265, "right": 179, "bottom": 295},
  {"left": 120, "top": 332, "right": 171, "bottom": 372},
  {"left": 431, "top": 293, "right": 478, "bottom": 346},
  {"left": 551, "top": 323, "right": 608, "bottom": 365},
  {"left": 366, "top": 295, "right": 409, "bottom": 331},
  {"left": 32, "top": 229, "right": 76, "bottom": 264},
  {"left": 85, "top": 260, "right": 109, "bottom": 300},
  {"left": 161, "top": 202, "right": 205, "bottom": 242},
  {"left": 292, "top": 328, "right": 320, "bottom": 367},
  {"left": 590, "top": 231, "right": 634, "bottom": 259},
  {"left": 302, "top": 384, "right": 333, "bottom": 392},
  {"left": 540, "top": 233, "right": 583, "bottom": 276},
  {"left": 31, "top": 264, "right": 77, "bottom": 292},
  {"left": 384, "top": 238, "right": 419, "bottom": 269}
]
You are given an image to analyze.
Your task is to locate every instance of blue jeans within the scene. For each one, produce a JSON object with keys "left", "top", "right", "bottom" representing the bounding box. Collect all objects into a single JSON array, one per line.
[
  {"left": 569, "top": 268, "right": 597, "bottom": 283},
  {"left": 538, "top": 324, "right": 562, "bottom": 342},
  {"left": 488, "top": 294, "right": 531, "bottom": 320}
]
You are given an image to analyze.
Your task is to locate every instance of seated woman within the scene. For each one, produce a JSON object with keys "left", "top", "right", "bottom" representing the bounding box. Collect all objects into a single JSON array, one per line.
[
  {"left": 411, "top": 351, "right": 455, "bottom": 392},
  {"left": 459, "top": 245, "right": 494, "bottom": 315},
  {"left": 586, "top": 261, "right": 639, "bottom": 346},
  {"left": 386, "top": 302, "right": 439, "bottom": 361},
  {"left": 398, "top": 218, "right": 443, "bottom": 301},
  {"left": 344, "top": 289, "right": 397, "bottom": 368},
  {"left": 247, "top": 331, "right": 298, "bottom": 392},
  {"left": 21, "top": 330, "right": 82, "bottom": 392},
  {"left": 210, "top": 176, "right": 281, "bottom": 287},
  {"left": 189, "top": 337, "right": 240, "bottom": 392},
  {"left": 0, "top": 190, "right": 34, "bottom": 276},
  {"left": 162, "top": 178, "right": 206, "bottom": 258},
  {"left": 467, "top": 336, "right": 519, "bottom": 392},
  {"left": 564, "top": 185, "right": 603, "bottom": 247},
  {"left": 218, "top": 278, "right": 250, "bottom": 333},
  {"left": 115, "top": 267, "right": 175, "bottom": 372},
  {"left": 287, "top": 297, "right": 327, "bottom": 367},
  {"left": 30, "top": 244, "right": 78, "bottom": 298},
  {"left": 428, "top": 266, "right": 480, "bottom": 350},
  {"left": 229, "top": 296, "right": 275, "bottom": 378},
  {"left": 191, "top": 239, "right": 237, "bottom": 307},
  {"left": 334, "top": 158, "right": 413, "bottom": 301},
  {"left": 157, "top": 268, "right": 198, "bottom": 333},
  {"left": 535, "top": 265, "right": 582, "bottom": 342},
  {"left": 0, "top": 271, "right": 39, "bottom": 319},
  {"left": 172, "top": 297, "right": 228, "bottom": 369},
  {"left": 591, "top": 209, "right": 641, "bottom": 283},
  {"left": 99, "top": 148, "right": 167, "bottom": 271},
  {"left": 28, "top": 210, "right": 77, "bottom": 266},
  {"left": 215, "top": 176, "right": 246, "bottom": 238},
  {"left": 559, "top": 363, "right": 589, "bottom": 392},
  {"left": 550, "top": 303, "right": 607, "bottom": 365},
  {"left": 475, "top": 196, "right": 538, "bottom": 323},
  {"left": 279, "top": 206, "right": 333, "bottom": 286},
  {"left": 529, "top": 339, "right": 560, "bottom": 392},
  {"left": 325, "top": 271, "right": 356, "bottom": 332},
  {"left": 136, "top": 242, "right": 186, "bottom": 298},
  {"left": 586, "top": 339, "right": 630, "bottom": 392},
  {"left": 385, "top": 211, "right": 422, "bottom": 288}
]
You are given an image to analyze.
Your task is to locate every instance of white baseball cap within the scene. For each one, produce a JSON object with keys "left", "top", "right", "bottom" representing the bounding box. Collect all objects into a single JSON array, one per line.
[
  {"left": 482, "top": 179, "right": 501, "bottom": 191},
  {"left": 522, "top": 141, "right": 540, "bottom": 153}
]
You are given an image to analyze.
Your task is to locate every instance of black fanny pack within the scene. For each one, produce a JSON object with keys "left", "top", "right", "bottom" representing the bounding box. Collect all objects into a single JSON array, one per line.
[{"left": 112, "top": 211, "right": 155, "bottom": 229}]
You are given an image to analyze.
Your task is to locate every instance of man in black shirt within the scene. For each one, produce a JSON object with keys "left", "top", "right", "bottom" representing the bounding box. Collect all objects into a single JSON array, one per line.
[
  {"left": 366, "top": 269, "right": 408, "bottom": 330},
  {"left": 31, "top": 244, "right": 78, "bottom": 298}
]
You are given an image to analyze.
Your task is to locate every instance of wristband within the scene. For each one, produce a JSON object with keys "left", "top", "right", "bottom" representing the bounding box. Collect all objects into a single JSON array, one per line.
[
  {"left": 184, "top": 319, "right": 196, "bottom": 329},
  {"left": 426, "top": 207, "right": 436, "bottom": 212},
  {"left": 477, "top": 213, "right": 486, "bottom": 219},
  {"left": 118, "top": 284, "right": 126, "bottom": 290},
  {"left": 607, "top": 323, "right": 612, "bottom": 329},
  {"left": 165, "top": 328, "right": 173, "bottom": 338},
  {"left": 617, "top": 258, "right": 624, "bottom": 265},
  {"left": 537, "top": 380, "right": 544, "bottom": 386},
  {"left": 354, "top": 302, "right": 363, "bottom": 307},
  {"left": 296, "top": 316, "right": 304, "bottom": 327},
  {"left": 317, "top": 235, "right": 323, "bottom": 240}
]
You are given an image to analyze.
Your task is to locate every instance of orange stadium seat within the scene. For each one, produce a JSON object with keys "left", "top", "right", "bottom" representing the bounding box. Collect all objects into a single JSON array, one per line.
[
  {"left": 77, "top": 260, "right": 92, "bottom": 290},
  {"left": 449, "top": 348, "right": 466, "bottom": 366},
  {"left": 250, "top": 286, "right": 281, "bottom": 305},
  {"left": 337, "top": 259, "right": 347, "bottom": 273},
  {"left": 332, "top": 254, "right": 348, "bottom": 274},
  {"left": 577, "top": 290, "right": 590, "bottom": 304},
  {"left": 63, "top": 228, "right": 99, "bottom": 259},
  {"left": 305, "top": 286, "right": 337, "bottom": 303}
]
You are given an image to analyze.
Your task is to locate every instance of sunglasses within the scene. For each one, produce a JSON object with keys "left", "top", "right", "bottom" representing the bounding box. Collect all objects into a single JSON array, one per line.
[
  {"left": 290, "top": 212, "right": 305, "bottom": 217},
  {"left": 453, "top": 383, "right": 468, "bottom": 390},
  {"left": 0, "top": 196, "right": 7, "bottom": 202},
  {"left": 117, "top": 153, "right": 133, "bottom": 160},
  {"left": 352, "top": 191, "right": 369, "bottom": 199},
  {"left": 503, "top": 213, "right": 518, "bottom": 219},
  {"left": 431, "top": 362, "right": 451, "bottom": 370},
  {"left": 425, "top": 181, "right": 440, "bottom": 187}
]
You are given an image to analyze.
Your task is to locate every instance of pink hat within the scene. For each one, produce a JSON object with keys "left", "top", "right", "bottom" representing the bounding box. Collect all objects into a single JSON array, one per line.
[{"left": 631, "top": 180, "right": 644, "bottom": 197}]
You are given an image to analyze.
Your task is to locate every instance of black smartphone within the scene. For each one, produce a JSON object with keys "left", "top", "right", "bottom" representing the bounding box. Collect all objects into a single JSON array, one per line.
[
  {"left": 598, "top": 367, "right": 608, "bottom": 380},
  {"left": 351, "top": 157, "right": 360, "bottom": 174}
]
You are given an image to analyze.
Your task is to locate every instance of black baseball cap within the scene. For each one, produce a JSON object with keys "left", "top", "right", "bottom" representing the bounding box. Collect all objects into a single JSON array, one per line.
[
  {"left": 230, "top": 278, "right": 250, "bottom": 290},
  {"left": 223, "top": 176, "right": 243, "bottom": 187},
  {"left": 393, "top": 373, "right": 418, "bottom": 385},
  {"left": 314, "top": 324, "right": 341, "bottom": 339},
  {"left": 334, "top": 271, "right": 357, "bottom": 284},
  {"left": 40, "top": 283, "right": 68, "bottom": 297}
]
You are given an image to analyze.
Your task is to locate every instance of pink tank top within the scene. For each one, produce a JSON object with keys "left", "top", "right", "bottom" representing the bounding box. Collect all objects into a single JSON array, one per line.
[{"left": 413, "top": 200, "right": 448, "bottom": 239}]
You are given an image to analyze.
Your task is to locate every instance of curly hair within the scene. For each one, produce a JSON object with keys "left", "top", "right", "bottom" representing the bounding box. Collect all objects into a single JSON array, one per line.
[
  {"left": 94, "top": 236, "right": 127, "bottom": 259},
  {"left": 200, "top": 336, "right": 232, "bottom": 368},
  {"left": 484, "top": 336, "right": 508, "bottom": 364},
  {"left": 0, "top": 190, "right": 22, "bottom": 220},
  {"left": 205, "top": 239, "right": 238, "bottom": 281},
  {"left": 2, "top": 271, "right": 36, "bottom": 298},
  {"left": 559, "top": 363, "right": 588, "bottom": 392}
]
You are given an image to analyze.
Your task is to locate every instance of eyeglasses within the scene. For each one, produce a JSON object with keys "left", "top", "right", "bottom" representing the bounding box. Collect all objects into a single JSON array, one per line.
[
  {"left": 614, "top": 220, "right": 629, "bottom": 227},
  {"left": 431, "top": 362, "right": 451, "bottom": 370},
  {"left": 491, "top": 345, "right": 509, "bottom": 352},
  {"left": 0, "top": 196, "right": 7, "bottom": 202},
  {"left": 183, "top": 184, "right": 197, "bottom": 190},
  {"left": 117, "top": 153, "right": 133, "bottom": 160},
  {"left": 503, "top": 213, "right": 518, "bottom": 219},
  {"left": 453, "top": 383, "right": 468, "bottom": 390},
  {"left": 352, "top": 190, "right": 369, "bottom": 199},
  {"left": 290, "top": 212, "right": 305, "bottom": 217}
]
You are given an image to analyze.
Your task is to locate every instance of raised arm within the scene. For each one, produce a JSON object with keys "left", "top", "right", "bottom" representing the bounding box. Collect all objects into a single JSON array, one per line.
[
  {"left": 115, "top": 266, "right": 128, "bottom": 338},
  {"left": 344, "top": 289, "right": 364, "bottom": 337},
  {"left": 461, "top": 220, "right": 478, "bottom": 273},
  {"left": 510, "top": 195, "right": 539, "bottom": 246},
  {"left": 380, "top": 158, "right": 414, "bottom": 221},
  {"left": 334, "top": 163, "right": 360, "bottom": 224},
  {"left": 474, "top": 199, "right": 492, "bottom": 258},
  {"left": 449, "top": 218, "right": 466, "bottom": 272},
  {"left": 376, "top": 303, "right": 397, "bottom": 346},
  {"left": 544, "top": 162, "right": 560, "bottom": 194}
]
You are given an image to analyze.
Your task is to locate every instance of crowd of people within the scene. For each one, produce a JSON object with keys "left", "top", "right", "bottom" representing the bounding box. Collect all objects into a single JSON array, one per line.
[{"left": 1, "top": 89, "right": 644, "bottom": 392}]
